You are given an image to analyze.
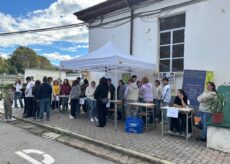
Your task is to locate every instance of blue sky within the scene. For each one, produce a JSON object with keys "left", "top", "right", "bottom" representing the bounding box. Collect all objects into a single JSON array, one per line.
[{"left": 0, "top": 0, "right": 106, "bottom": 65}]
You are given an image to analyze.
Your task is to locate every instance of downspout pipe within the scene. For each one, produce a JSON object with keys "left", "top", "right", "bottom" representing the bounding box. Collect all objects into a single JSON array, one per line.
[{"left": 125, "top": 0, "right": 134, "bottom": 55}]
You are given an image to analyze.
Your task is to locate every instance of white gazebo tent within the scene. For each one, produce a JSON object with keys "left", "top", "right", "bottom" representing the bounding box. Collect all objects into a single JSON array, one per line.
[{"left": 60, "top": 42, "right": 156, "bottom": 129}]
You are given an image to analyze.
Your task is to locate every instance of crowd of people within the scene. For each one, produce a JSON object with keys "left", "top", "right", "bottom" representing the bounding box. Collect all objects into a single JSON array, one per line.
[{"left": 4, "top": 74, "right": 217, "bottom": 142}]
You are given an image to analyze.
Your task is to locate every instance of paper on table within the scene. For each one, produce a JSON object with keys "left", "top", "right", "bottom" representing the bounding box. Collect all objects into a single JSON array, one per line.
[
  {"left": 167, "top": 107, "right": 179, "bottom": 118},
  {"left": 106, "top": 102, "right": 110, "bottom": 108},
  {"left": 79, "top": 98, "right": 85, "bottom": 105}
]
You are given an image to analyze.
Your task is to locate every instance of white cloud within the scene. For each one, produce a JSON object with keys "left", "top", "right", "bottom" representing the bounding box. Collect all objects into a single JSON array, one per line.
[
  {"left": 33, "top": 48, "right": 42, "bottom": 51},
  {"left": 0, "top": 52, "right": 10, "bottom": 59},
  {"left": 0, "top": 0, "right": 106, "bottom": 47},
  {"left": 43, "top": 52, "right": 73, "bottom": 61},
  {"left": 59, "top": 44, "right": 89, "bottom": 52}
]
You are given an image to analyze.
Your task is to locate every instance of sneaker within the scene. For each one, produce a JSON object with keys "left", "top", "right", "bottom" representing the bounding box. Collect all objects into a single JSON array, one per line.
[
  {"left": 94, "top": 117, "right": 98, "bottom": 122},
  {"left": 9, "top": 118, "right": 16, "bottom": 121},
  {"left": 175, "top": 132, "right": 180, "bottom": 135},
  {"left": 4, "top": 118, "right": 9, "bottom": 122},
  {"left": 187, "top": 133, "right": 193, "bottom": 138},
  {"left": 90, "top": 118, "right": 94, "bottom": 122},
  {"left": 168, "top": 130, "right": 174, "bottom": 134},
  {"left": 69, "top": 115, "right": 74, "bottom": 119}
]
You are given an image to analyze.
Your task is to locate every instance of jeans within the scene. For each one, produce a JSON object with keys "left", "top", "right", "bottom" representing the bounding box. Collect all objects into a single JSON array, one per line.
[
  {"left": 154, "top": 99, "right": 161, "bottom": 121},
  {"left": 162, "top": 102, "right": 170, "bottom": 123},
  {"left": 86, "top": 98, "right": 97, "bottom": 119},
  {"left": 200, "top": 112, "right": 211, "bottom": 140},
  {"left": 14, "top": 92, "right": 23, "bottom": 108},
  {"left": 70, "top": 99, "right": 79, "bottom": 118},
  {"left": 40, "top": 98, "right": 51, "bottom": 119}
]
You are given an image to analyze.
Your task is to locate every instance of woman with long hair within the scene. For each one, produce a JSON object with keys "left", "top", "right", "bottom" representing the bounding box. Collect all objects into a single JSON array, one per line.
[
  {"left": 169, "top": 89, "right": 190, "bottom": 135},
  {"left": 60, "top": 79, "right": 71, "bottom": 111},
  {"left": 94, "top": 77, "right": 110, "bottom": 127},
  {"left": 52, "top": 80, "right": 60, "bottom": 110},
  {"left": 197, "top": 82, "right": 217, "bottom": 141},
  {"left": 14, "top": 79, "right": 23, "bottom": 108}
]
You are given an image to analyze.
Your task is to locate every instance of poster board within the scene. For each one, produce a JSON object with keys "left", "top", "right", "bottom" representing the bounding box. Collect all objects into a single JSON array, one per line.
[
  {"left": 159, "top": 72, "right": 175, "bottom": 84},
  {"left": 122, "top": 73, "right": 131, "bottom": 84},
  {"left": 182, "top": 70, "right": 214, "bottom": 109}
]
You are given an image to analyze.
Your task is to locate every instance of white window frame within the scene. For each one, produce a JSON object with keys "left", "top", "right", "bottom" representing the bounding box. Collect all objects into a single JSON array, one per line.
[{"left": 159, "top": 26, "right": 185, "bottom": 72}]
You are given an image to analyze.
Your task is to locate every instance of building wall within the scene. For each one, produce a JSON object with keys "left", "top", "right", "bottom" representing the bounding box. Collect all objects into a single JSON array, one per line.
[
  {"left": 24, "top": 69, "right": 66, "bottom": 82},
  {"left": 88, "top": 0, "right": 230, "bottom": 91}
]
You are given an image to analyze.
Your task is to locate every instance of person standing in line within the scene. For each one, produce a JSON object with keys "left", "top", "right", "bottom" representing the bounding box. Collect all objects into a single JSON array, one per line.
[
  {"left": 153, "top": 80, "right": 162, "bottom": 122},
  {"left": 107, "top": 78, "right": 115, "bottom": 116},
  {"left": 132, "top": 75, "right": 137, "bottom": 83},
  {"left": 23, "top": 77, "right": 35, "bottom": 118},
  {"left": 85, "top": 81, "right": 97, "bottom": 122},
  {"left": 197, "top": 82, "right": 217, "bottom": 141},
  {"left": 69, "top": 80, "right": 81, "bottom": 119},
  {"left": 4, "top": 87, "right": 16, "bottom": 122},
  {"left": 117, "top": 80, "right": 126, "bottom": 120},
  {"left": 161, "top": 78, "right": 171, "bottom": 123},
  {"left": 38, "top": 76, "right": 52, "bottom": 121},
  {"left": 48, "top": 77, "right": 53, "bottom": 109},
  {"left": 124, "top": 79, "right": 139, "bottom": 117},
  {"left": 60, "top": 79, "right": 71, "bottom": 111},
  {"left": 140, "top": 77, "right": 154, "bottom": 123},
  {"left": 32, "top": 80, "right": 41, "bottom": 119},
  {"left": 137, "top": 81, "right": 143, "bottom": 102},
  {"left": 80, "top": 79, "right": 89, "bottom": 113},
  {"left": 52, "top": 80, "right": 60, "bottom": 110},
  {"left": 94, "top": 77, "right": 110, "bottom": 127},
  {"left": 14, "top": 79, "right": 23, "bottom": 109}
]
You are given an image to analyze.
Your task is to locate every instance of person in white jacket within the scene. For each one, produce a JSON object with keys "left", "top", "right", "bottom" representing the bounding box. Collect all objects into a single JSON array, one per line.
[
  {"left": 124, "top": 79, "right": 139, "bottom": 117},
  {"left": 85, "top": 81, "right": 97, "bottom": 122},
  {"left": 197, "top": 82, "right": 217, "bottom": 141},
  {"left": 161, "top": 78, "right": 171, "bottom": 123}
]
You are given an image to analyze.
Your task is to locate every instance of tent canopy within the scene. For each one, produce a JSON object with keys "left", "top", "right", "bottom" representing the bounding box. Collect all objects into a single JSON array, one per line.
[{"left": 60, "top": 42, "right": 156, "bottom": 73}]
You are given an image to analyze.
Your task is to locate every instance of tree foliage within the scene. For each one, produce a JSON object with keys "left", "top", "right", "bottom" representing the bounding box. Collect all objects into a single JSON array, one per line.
[{"left": 0, "top": 46, "right": 54, "bottom": 74}]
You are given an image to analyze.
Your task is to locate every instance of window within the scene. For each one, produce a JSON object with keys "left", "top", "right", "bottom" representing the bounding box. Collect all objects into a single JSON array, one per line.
[{"left": 159, "top": 14, "right": 185, "bottom": 72}]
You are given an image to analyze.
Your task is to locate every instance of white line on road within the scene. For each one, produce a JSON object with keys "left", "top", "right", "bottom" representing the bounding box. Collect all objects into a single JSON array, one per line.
[
  {"left": 15, "top": 149, "right": 55, "bottom": 164},
  {"left": 15, "top": 151, "right": 42, "bottom": 164}
]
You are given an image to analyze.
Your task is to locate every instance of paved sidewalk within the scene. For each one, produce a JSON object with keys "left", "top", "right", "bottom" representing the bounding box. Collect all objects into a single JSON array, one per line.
[{"left": 1, "top": 105, "right": 230, "bottom": 164}]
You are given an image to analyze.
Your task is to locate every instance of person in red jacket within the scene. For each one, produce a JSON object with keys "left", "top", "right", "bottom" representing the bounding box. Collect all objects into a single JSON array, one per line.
[{"left": 60, "top": 79, "right": 71, "bottom": 111}]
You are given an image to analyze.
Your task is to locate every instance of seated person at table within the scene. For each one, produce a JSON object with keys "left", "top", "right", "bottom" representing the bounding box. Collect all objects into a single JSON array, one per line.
[{"left": 169, "top": 89, "right": 192, "bottom": 135}]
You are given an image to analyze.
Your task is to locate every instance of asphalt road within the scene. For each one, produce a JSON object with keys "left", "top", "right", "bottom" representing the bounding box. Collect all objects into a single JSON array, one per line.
[{"left": 0, "top": 121, "right": 114, "bottom": 164}]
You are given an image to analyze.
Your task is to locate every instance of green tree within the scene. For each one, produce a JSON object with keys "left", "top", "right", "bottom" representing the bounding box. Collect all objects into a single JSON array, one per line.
[
  {"left": 38, "top": 56, "right": 54, "bottom": 70},
  {"left": 10, "top": 46, "right": 53, "bottom": 73},
  {"left": 0, "top": 57, "right": 10, "bottom": 74},
  {"left": 10, "top": 46, "right": 39, "bottom": 73}
]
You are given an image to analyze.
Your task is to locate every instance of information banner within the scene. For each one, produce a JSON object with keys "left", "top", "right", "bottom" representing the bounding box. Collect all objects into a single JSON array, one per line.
[{"left": 182, "top": 70, "right": 214, "bottom": 109}]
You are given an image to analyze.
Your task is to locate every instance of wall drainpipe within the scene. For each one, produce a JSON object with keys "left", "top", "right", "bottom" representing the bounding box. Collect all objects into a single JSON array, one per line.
[{"left": 125, "top": 0, "right": 134, "bottom": 55}]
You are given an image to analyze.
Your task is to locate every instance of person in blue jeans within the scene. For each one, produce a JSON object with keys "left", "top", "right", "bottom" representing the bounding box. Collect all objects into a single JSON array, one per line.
[
  {"left": 14, "top": 79, "right": 23, "bottom": 108},
  {"left": 85, "top": 81, "right": 97, "bottom": 122},
  {"left": 197, "top": 82, "right": 217, "bottom": 141},
  {"left": 38, "top": 76, "right": 52, "bottom": 121}
]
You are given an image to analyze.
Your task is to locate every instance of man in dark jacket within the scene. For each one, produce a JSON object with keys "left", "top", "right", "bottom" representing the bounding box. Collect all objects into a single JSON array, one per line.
[{"left": 38, "top": 76, "right": 52, "bottom": 121}]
